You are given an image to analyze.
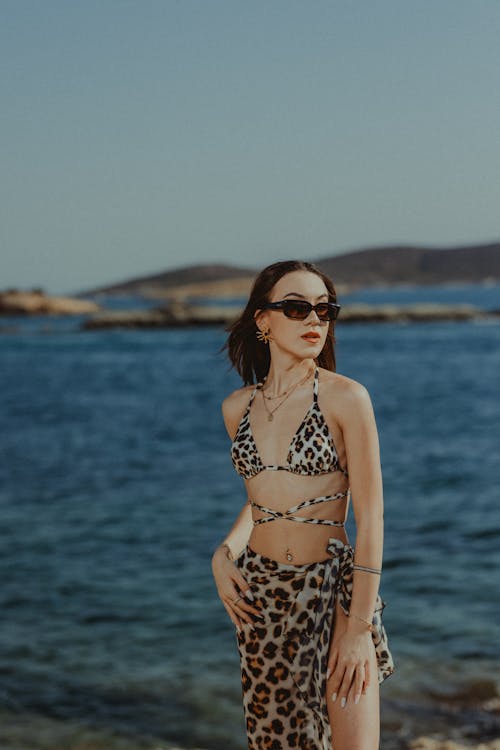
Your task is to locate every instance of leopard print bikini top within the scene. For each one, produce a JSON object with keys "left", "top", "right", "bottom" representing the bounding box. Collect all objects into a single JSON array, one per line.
[
  {"left": 230, "top": 366, "right": 350, "bottom": 527},
  {"left": 230, "top": 366, "right": 349, "bottom": 481}
]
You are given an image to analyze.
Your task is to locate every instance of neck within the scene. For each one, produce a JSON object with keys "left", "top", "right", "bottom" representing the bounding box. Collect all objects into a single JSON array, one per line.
[{"left": 263, "top": 359, "right": 316, "bottom": 395}]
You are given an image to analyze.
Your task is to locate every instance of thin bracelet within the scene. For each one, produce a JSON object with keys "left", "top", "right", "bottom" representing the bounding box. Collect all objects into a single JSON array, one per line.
[
  {"left": 349, "top": 612, "right": 373, "bottom": 632},
  {"left": 353, "top": 563, "right": 381, "bottom": 575}
]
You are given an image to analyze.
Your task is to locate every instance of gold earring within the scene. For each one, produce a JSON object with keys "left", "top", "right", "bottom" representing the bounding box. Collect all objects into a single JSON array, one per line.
[{"left": 256, "top": 327, "right": 272, "bottom": 344}]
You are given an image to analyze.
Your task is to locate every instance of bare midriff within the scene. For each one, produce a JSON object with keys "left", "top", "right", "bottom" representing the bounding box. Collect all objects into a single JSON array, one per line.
[{"left": 245, "top": 469, "right": 350, "bottom": 565}]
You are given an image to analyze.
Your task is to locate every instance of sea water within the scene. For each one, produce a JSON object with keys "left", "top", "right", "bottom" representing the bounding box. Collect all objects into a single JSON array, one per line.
[{"left": 0, "top": 283, "right": 499, "bottom": 748}]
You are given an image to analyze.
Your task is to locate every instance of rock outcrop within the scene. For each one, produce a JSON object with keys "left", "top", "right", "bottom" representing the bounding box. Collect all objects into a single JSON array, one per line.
[{"left": 0, "top": 289, "right": 100, "bottom": 316}]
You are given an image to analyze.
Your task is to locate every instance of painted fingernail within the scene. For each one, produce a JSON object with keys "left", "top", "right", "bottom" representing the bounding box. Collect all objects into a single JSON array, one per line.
[
  {"left": 354, "top": 694, "right": 360, "bottom": 704},
  {"left": 341, "top": 697, "right": 346, "bottom": 708},
  {"left": 245, "top": 590, "right": 254, "bottom": 601},
  {"left": 331, "top": 692, "right": 337, "bottom": 702},
  {"left": 326, "top": 668, "right": 331, "bottom": 680}
]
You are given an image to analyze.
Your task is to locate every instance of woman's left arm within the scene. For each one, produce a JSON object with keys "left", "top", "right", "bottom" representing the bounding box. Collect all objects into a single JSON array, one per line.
[
  {"left": 326, "top": 380, "right": 384, "bottom": 706},
  {"left": 343, "top": 381, "right": 384, "bottom": 624}
]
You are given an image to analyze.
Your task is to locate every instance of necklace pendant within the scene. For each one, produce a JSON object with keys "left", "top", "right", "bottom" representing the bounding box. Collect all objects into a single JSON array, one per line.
[
  {"left": 268, "top": 413, "right": 273, "bottom": 421},
  {"left": 286, "top": 548, "right": 293, "bottom": 561}
]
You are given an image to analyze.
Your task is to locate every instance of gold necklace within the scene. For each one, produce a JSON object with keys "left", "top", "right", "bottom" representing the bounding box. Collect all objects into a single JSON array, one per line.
[
  {"left": 261, "top": 364, "right": 313, "bottom": 400},
  {"left": 260, "top": 366, "right": 315, "bottom": 422}
]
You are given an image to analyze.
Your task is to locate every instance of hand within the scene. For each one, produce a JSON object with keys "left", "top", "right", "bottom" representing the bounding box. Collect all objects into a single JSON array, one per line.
[
  {"left": 211, "top": 546, "right": 264, "bottom": 631},
  {"left": 326, "top": 604, "right": 372, "bottom": 707}
]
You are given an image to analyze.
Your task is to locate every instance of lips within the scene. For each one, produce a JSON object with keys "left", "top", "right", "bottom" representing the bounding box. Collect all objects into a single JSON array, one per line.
[{"left": 301, "top": 333, "right": 320, "bottom": 341}]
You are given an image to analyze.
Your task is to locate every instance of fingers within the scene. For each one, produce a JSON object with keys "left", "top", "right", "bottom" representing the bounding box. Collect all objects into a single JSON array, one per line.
[
  {"left": 213, "top": 557, "right": 263, "bottom": 630},
  {"left": 213, "top": 559, "right": 261, "bottom": 632},
  {"left": 233, "top": 597, "right": 265, "bottom": 626},
  {"left": 348, "top": 662, "right": 365, "bottom": 705},
  {"left": 224, "top": 578, "right": 264, "bottom": 628},
  {"left": 329, "top": 663, "right": 355, "bottom": 708},
  {"left": 233, "top": 577, "right": 264, "bottom": 619},
  {"left": 328, "top": 659, "right": 368, "bottom": 707}
]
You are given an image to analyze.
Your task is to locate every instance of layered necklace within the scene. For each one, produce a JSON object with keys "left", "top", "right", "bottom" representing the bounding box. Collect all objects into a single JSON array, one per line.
[{"left": 259, "top": 364, "right": 315, "bottom": 421}]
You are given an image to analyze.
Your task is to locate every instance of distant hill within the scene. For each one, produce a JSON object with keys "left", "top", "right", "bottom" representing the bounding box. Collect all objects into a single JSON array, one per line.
[
  {"left": 315, "top": 242, "right": 500, "bottom": 286},
  {"left": 76, "top": 263, "right": 257, "bottom": 298},
  {"left": 75, "top": 242, "right": 500, "bottom": 299}
]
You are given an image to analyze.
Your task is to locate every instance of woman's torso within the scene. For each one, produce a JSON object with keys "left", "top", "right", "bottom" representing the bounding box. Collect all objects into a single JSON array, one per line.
[{"left": 230, "top": 365, "right": 351, "bottom": 564}]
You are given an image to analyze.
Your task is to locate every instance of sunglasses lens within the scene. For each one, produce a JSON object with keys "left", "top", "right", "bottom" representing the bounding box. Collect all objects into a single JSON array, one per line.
[
  {"left": 281, "top": 301, "right": 340, "bottom": 320},
  {"left": 283, "top": 301, "right": 309, "bottom": 319},
  {"left": 315, "top": 304, "right": 332, "bottom": 321}
]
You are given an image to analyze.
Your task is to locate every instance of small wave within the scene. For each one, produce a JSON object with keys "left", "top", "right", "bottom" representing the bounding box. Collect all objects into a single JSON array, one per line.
[
  {"left": 464, "top": 527, "right": 500, "bottom": 540},
  {"left": 426, "top": 677, "right": 498, "bottom": 706}
]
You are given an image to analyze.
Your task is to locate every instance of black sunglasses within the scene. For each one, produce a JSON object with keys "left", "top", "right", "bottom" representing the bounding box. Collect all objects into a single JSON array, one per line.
[{"left": 260, "top": 299, "right": 341, "bottom": 321}]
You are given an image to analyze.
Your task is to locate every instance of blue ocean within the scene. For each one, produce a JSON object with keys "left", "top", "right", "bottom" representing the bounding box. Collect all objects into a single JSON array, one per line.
[{"left": 1, "top": 282, "right": 499, "bottom": 749}]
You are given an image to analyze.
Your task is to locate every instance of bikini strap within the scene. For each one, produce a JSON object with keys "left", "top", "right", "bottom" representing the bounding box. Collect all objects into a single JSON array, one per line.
[
  {"left": 313, "top": 365, "right": 319, "bottom": 402},
  {"left": 246, "top": 380, "right": 262, "bottom": 409}
]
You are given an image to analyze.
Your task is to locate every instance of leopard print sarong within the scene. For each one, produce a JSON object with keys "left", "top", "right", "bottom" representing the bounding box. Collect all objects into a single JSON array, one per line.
[{"left": 234, "top": 536, "right": 395, "bottom": 749}]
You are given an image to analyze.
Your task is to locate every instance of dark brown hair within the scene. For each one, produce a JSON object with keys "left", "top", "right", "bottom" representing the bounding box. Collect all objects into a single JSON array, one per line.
[{"left": 219, "top": 260, "right": 340, "bottom": 385}]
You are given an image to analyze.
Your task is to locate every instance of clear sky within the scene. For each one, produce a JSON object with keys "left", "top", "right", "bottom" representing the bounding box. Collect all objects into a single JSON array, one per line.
[{"left": 1, "top": 1, "right": 499, "bottom": 295}]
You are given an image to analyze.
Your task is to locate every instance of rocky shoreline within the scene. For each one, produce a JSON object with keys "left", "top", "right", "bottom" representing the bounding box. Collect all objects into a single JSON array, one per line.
[
  {"left": 383, "top": 676, "right": 500, "bottom": 749},
  {"left": 2, "top": 289, "right": 499, "bottom": 330},
  {"left": 129, "top": 735, "right": 500, "bottom": 749},
  {"left": 0, "top": 704, "right": 497, "bottom": 750},
  {"left": 82, "top": 300, "right": 499, "bottom": 329},
  {"left": 158, "top": 743, "right": 500, "bottom": 750},
  {"left": 409, "top": 740, "right": 500, "bottom": 749}
]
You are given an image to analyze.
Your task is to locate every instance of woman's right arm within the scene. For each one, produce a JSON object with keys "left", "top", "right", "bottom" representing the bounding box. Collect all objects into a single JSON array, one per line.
[
  {"left": 212, "top": 497, "right": 253, "bottom": 563},
  {"left": 211, "top": 499, "right": 262, "bottom": 631},
  {"left": 210, "top": 392, "right": 262, "bottom": 631}
]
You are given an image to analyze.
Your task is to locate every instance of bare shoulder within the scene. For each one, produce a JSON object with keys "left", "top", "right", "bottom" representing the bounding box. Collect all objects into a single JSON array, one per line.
[
  {"left": 221, "top": 383, "right": 256, "bottom": 441},
  {"left": 317, "top": 367, "right": 374, "bottom": 427}
]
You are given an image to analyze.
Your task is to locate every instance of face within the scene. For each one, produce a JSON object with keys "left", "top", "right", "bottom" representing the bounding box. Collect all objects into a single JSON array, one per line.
[{"left": 255, "top": 270, "right": 331, "bottom": 357}]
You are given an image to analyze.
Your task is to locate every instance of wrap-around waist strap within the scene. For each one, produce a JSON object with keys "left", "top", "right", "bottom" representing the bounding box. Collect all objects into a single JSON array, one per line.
[{"left": 250, "top": 490, "right": 348, "bottom": 526}]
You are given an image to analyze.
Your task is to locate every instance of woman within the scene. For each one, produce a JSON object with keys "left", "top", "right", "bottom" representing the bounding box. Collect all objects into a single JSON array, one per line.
[{"left": 211, "top": 260, "right": 394, "bottom": 750}]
